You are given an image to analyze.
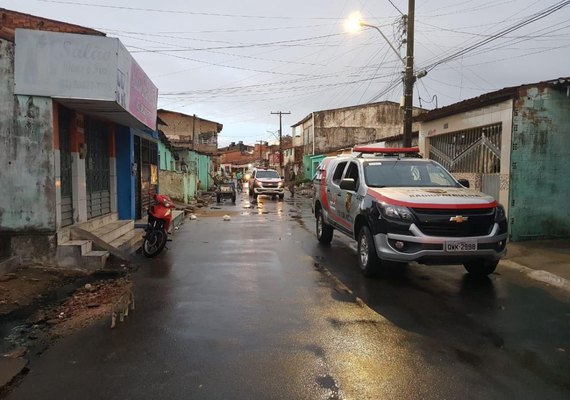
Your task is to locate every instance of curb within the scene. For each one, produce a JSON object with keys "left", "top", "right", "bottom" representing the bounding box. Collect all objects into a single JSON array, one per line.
[{"left": 499, "top": 259, "right": 570, "bottom": 293}]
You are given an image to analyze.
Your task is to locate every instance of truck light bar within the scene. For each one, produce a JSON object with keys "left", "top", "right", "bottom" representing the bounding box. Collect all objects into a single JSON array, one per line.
[{"left": 353, "top": 146, "right": 420, "bottom": 154}]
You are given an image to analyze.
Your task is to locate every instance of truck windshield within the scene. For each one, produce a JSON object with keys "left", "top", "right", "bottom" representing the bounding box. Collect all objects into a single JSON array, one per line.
[
  {"left": 256, "top": 170, "right": 280, "bottom": 179},
  {"left": 364, "top": 160, "right": 459, "bottom": 188}
]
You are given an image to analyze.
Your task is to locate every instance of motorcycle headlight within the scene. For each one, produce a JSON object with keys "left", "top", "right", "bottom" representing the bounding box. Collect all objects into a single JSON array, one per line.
[
  {"left": 495, "top": 204, "right": 506, "bottom": 222},
  {"left": 380, "top": 204, "right": 413, "bottom": 221}
]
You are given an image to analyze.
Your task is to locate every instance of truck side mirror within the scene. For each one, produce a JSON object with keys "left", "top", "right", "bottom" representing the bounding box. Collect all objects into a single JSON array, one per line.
[
  {"left": 458, "top": 178, "right": 470, "bottom": 188},
  {"left": 340, "top": 178, "right": 356, "bottom": 191}
]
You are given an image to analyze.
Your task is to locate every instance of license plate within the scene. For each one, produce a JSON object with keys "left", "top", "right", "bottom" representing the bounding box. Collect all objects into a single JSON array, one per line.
[
  {"left": 221, "top": 187, "right": 231, "bottom": 192},
  {"left": 445, "top": 240, "right": 477, "bottom": 252}
]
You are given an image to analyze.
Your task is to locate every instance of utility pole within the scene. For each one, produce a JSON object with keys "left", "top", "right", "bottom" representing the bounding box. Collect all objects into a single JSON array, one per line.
[
  {"left": 271, "top": 111, "right": 290, "bottom": 175},
  {"left": 403, "top": 0, "right": 415, "bottom": 148},
  {"left": 256, "top": 140, "right": 264, "bottom": 165},
  {"left": 192, "top": 114, "right": 196, "bottom": 150}
]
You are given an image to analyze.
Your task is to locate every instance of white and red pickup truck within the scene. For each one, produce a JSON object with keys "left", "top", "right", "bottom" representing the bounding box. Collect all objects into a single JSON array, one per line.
[{"left": 312, "top": 147, "right": 508, "bottom": 277}]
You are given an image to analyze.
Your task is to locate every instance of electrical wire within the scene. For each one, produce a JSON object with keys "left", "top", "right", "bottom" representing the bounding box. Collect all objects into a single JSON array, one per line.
[{"left": 420, "top": 0, "right": 570, "bottom": 72}]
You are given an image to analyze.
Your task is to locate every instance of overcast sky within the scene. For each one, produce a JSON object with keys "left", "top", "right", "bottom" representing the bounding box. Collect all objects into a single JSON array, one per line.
[{"left": 2, "top": 0, "right": 569, "bottom": 146}]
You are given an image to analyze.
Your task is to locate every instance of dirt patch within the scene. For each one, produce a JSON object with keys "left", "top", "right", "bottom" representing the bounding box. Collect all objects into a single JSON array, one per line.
[
  {"left": 0, "top": 266, "right": 87, "bottom": 317},
  {"left": 47, "top": 278, "right": 132, "bottom": 336},
  {"left": 1, "top": 267, "right": 133, "bottom": 355}
]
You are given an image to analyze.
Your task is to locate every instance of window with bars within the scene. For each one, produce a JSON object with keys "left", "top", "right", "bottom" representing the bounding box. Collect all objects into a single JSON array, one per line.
[{"left": 428, "top": 123, "right": 502, "bottom": 173}]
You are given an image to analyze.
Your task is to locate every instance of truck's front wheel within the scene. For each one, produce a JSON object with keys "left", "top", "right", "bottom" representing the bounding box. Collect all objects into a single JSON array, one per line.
[
  {"left": 357, "top": 225, "right": 381, "bottom": 277},
  {"left": 463, "top": 259, "right": 498, "bottom": 276}
]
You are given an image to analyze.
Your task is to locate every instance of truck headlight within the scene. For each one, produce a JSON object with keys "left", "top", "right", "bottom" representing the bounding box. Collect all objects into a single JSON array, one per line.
[
  {"left": 495, "top": 204, "right": 506, "bottom": 222},
  {"left": 381, "top": 204, "right": 413, "bottom": 221},
  {"left": 255, "top": 181, "right": 262, "bottom": 187},
  {"left": 278, "top": 182, "right": 284, "bottom": 188}
]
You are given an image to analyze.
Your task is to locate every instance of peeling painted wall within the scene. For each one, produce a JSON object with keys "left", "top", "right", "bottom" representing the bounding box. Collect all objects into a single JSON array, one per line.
[
  {"left": 0, "top": 38, "right": 56, "bottom": 233},
  {"left": 159, "top": 170, "right": 196, "bottom": 203},
  {"left": 158, "top": 111, "right": 220, "bottom": 154},
  {"left": 509, "top": 85, "right": 570, "bottom": 241},
  {"left": 159, "top": 140, "right": 176, "bottom": 171},
  {"left": 313, "top": 103, "right": 421, "bottom": 154}
]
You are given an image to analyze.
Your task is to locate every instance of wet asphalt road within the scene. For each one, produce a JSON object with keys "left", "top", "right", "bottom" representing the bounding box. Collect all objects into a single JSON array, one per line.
[{"left": 5, "top": 192, "right": 570, "bottom": 400}]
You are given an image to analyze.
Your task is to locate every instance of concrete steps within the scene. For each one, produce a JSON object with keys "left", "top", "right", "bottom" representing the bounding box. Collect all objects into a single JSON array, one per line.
[
  {"left": 56, "top": 210, "right": 186, "bottom": 270},
  {"left": 57, "top": 213, "right": 143, "bottom": 271},
  {"left": 56, "top": 239, "right": 110, "bottom": 270},
  {"left": 109, "top": 228, "right": 144, "bottom": 255},
  {"left": 79, "top": 220, "right": 134, "bottom": 244}
]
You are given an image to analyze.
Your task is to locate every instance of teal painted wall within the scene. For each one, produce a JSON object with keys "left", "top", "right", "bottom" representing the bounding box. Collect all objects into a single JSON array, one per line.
[
  {"left": 187, "top": 151, "right": 212, "bottom": 190},
  {"left": 303, "top": 154, "right": 325, "bottom": 180},
  {"left": 158, "top": 141, "right": 176, "bottom": 171},
  {"left": 509, "top": 86, "right": 570, "bottom": 241}
]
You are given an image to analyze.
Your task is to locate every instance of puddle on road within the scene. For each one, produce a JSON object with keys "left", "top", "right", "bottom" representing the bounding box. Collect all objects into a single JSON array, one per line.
[
  {"left": 195, "top": 210, "right": 240, "bottom": 218},
  {"left": 315, "top": 374, "right": 341, "bottom": 400}
]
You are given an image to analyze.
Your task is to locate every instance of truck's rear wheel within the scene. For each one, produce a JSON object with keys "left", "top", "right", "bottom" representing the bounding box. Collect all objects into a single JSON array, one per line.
[
  {"left": 463, "top": 259, "right": 498, "bottom": 276},
  {"left": 357, "top": 225, "right": 381, "bottom": 277},
  {"left": 316, "top": 209, "right": 333, "bottom": 244}
]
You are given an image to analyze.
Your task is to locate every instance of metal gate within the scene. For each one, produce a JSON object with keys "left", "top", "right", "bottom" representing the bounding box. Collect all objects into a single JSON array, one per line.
[
  {"left": 85, "top": 118, "right": 111, "bottom": 219},
  {"left": 134, "top": 136, "right": 142, "bottom": 220},
  {"left": 141, "top": 137, "right": 158, "bottom": 217},
  {"left": 58, "top": 107, "right": 74, "bottom": 226},
  {"left": 134, "top": 136, "right": 158, "bottom": 220},
  {"left": 482, "top": 173, "right": 500, "bottom": 201},
  {"left": 429, "top": 123, "right": 502, "bottom": 173}
]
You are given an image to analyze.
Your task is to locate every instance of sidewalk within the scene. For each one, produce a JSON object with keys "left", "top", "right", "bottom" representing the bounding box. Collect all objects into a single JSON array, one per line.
[{"left": 501, "top": 239, "right": 570, "bottom": 291}]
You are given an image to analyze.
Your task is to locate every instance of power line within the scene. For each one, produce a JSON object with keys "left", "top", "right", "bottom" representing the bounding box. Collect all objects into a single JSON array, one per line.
[
  {"left": 34, "top": 0, "right": 393, "bottom": 21},
  {"left": 99, "top": 23, "right": 338, "bottom": 36},
  {"left": 386, "top": 0, "right": 404, "bottom": 16},
  {"left": 421, "top": 0, "right": 570, "bottom": 72},
  {"left": 127, "top": 33, "right": 347, "bottom": 53}
]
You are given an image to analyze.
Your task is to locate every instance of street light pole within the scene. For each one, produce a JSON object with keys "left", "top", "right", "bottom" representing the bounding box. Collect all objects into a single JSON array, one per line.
[
  {"left": 403, "top": 0, "right": 415, "bottom": 148},
  {"left": 348, "top": 1, "right": 418, "bottom": 149}
]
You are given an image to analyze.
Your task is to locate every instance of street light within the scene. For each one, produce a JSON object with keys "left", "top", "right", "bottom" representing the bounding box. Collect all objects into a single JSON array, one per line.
[
  {"left": 346, "top": 5, "right": 424, "bottom": 148},
  {"left": 345, "top": 12, "right": 404, "bottom": 65}
]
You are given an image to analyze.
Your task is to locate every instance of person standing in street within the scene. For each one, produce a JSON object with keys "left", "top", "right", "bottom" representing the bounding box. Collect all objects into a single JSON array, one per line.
[
  {"left": 289, "top": 168, "right": 296, "bottom": 198},
  {"left": 236, "top": 171, "right": 243, "bottom": 192}
]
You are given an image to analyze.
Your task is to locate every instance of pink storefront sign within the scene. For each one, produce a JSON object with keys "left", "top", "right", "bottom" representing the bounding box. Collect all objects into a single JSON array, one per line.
[{"left": 128, "top": 61, "right": 158, "bottom": 130}]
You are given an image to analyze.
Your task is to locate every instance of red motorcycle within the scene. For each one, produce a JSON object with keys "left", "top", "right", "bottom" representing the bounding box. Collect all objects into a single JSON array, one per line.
[{"left": 142, "top": 193, "right": 176, "bottom": 258}]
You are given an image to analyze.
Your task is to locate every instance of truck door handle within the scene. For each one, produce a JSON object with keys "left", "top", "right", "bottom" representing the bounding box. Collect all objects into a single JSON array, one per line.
[
  {"left": 326, "top": 189, "right": 331, "bottom": 193},
  {"left": 337, "top": 193, "right": 342, "bottom": 197}
]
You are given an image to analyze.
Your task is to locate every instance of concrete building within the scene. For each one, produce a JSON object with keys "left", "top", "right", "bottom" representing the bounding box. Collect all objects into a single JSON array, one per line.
[
  {"left": 0, "top": 9, "right": 158, "bottom": 268},
  {"left": 157, "top": 109, "right": 222, "bottom": 155},
  {"left": 416, "top": 77, "right": 570, "bottom": 241},
  {"left": 292, "top": 101, "right": 423, "bottom": 179},
  {"left": 157, "top": 109, "right": 222, "bottom": 190},
  {"left": 157, "top": 129, "right": 199, "bottom": 204}
]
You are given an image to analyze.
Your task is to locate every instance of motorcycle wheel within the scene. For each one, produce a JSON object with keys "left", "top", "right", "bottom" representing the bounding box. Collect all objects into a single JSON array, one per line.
[{"left": 142, "top": 229, "right": 168, "bottom": 258}]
